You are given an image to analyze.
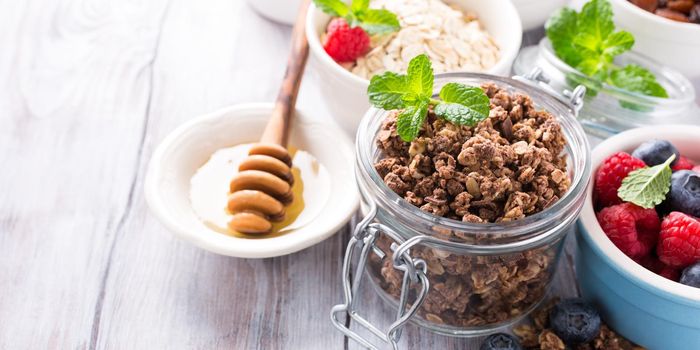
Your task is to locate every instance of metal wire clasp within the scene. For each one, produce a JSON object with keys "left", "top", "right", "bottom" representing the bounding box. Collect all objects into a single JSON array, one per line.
[
  {"left": 330, "top": 203, "right": 430, "bottom": 350},
  {"left": 513, "top": 67, "right": 587, "bottom": 116}
]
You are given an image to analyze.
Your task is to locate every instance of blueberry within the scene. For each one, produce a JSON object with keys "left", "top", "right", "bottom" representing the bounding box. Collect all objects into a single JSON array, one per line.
[
  {"left": 480, "top": 333, "right": 523, "bottom": 350},
  {"left": 680, "top": 262, "right": 700, "bottom": 288},
  {"left": 549, "top": 298, "right": 601, "bottom": 344},
  {"left": 668, "top": 170, "right": 700, "bottom": 217},
  {"left": 631, "top": 139, "right": 680, "bottom": 166}
]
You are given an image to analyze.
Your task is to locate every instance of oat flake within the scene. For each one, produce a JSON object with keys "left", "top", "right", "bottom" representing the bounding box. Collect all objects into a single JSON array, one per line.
[{"left": 348, "top": 0, "right": 500, "bottom": 79}]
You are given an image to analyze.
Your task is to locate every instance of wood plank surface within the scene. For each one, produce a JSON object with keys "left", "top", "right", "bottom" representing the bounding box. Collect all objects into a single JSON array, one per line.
[
  {"left": 0, "top": 0, "right": 696, "bottom": 349},
  {"left": 0, "top": 0, "right": 169, "bottom": 348}
]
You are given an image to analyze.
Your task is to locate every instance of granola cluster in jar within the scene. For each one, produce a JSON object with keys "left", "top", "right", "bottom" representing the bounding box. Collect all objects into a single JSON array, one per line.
[
  {"left": 369, "top": 83, "right": 572, "bottom": 328},
  {"left": 374, "top": 83, "right": 570, "bottom": 223}
]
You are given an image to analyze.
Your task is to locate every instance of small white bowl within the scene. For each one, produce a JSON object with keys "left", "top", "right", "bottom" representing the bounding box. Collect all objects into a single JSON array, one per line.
[
  {"left": 511, "top": 0, "right": 569, "bottom": 31},
  {"left": 611, "top": 0, "right": 700, "bottom": 82},
  {"left": 144, "top": 103, "right": 359, "bottom": 258},
  {"left": 305, "top": 0, "right": 523, "bottom": 135}
]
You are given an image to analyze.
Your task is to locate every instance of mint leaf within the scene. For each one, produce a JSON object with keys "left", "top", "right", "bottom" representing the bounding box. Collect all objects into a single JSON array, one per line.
[
  {"left": 609, "top": 64, "right": 668, "bottom": 98},
  {"left": 618, "top": 155, "right": 675, "bottom": 208},
  {"left": 368, "top": 72, "right": 409, "bottom": 110},
  {"left": 351, "top": 0, "right": 369, "bottom": 13},
  {"left": 545, "top": 0, "right": 667, "bottom": 102},
  {"left": 434, "top": 83, "right": 490, "bottom": 126},
  {"left": 406, "top": 54, "right": 433, "bottom": 98},
  {"left": 313, "top": 0, "right": 349, "bottom": 17},
  {"left": 545, "top": 8, "right": 581, "bottom": 67},
  {"left": 601, "top": 31, "right": 634, "bottom": 59},
  {"left": 357, "top": 9, "right": 400, "bottom": 35},
  {"left": 577, "top": 0, "right": 614, "bottom": 47},
  {"left": 396, "top": 101, "right": 429, "bottom": 142}
]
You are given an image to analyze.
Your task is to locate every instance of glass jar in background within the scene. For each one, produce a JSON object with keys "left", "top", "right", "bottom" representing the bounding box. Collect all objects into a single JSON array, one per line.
[
  {"left": 330, "top": 73, "right": 592, "bottom": 349},
  {"left": 514, "top": 39, "right": 700, "bottom": 143}
]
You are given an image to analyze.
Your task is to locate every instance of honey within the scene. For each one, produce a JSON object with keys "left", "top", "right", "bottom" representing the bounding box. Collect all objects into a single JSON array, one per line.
[{"left": 190, "top": 143, "right": 330, "bottom": 238}]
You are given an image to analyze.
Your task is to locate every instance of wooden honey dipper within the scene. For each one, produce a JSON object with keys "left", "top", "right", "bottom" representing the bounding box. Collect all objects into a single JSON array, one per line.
[{"left": 228, "top": 0, "right": 310, "bottom": 235}]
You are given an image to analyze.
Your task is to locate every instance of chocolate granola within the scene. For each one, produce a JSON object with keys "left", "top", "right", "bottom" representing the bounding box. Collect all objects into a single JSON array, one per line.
[
  {"left": 374, "top": 83, "right": 570, "bottom": 222},
  {"left": 368, "top": 84, "right": 572, "bottom": 328}
]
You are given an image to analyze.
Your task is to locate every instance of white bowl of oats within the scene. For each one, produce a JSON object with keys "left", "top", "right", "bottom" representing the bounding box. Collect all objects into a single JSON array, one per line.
[{"left": 305, "top": 0, "right": 523, "bottom": 135}]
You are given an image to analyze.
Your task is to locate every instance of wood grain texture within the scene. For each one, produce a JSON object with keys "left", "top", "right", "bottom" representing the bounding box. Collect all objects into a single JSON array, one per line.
[
  {"left": 89, "top": 0, "right": 348, "bottom": 349},
  {"left": 4, "top": 1, "right": 697, "bottom": 349},
  {"left": 0, "top": 0, "right": 169, "bottom": 348}
]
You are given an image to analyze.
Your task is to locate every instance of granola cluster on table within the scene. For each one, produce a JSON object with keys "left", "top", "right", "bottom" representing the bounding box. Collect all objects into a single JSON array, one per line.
[
  {"left": 369, "top": 83, "right": 573, "bottom": 327},
  {"left": 514, "top": 299, "right": 644, "bottom": 350}
]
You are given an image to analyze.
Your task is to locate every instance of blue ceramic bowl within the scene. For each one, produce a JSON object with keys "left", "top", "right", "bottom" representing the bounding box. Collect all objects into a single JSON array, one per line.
[{"left": 576, "top": 125, "right": 700, "bottom": 350}]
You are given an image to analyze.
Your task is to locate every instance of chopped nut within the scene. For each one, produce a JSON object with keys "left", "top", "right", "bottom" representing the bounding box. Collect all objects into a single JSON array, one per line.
[{"left": 539, "top": 329, "right": 566, "bottom": 350}]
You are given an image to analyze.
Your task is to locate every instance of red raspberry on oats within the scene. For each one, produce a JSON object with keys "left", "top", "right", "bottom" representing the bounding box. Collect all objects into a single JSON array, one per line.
[
  {"left": 597, "top": 203, "right": 660, "bottom": 261},
  {"left": 323, "top": 18, "right": 370, "bottom": 63},
  {"left": 657, "top": 212, "right": 700, "bottom": 269},
  {"left": 672, "top": 155, "right": 695, "bottom": 172},
  {"left": 594, "top": 152, "right": 646, "bottom": 208}
]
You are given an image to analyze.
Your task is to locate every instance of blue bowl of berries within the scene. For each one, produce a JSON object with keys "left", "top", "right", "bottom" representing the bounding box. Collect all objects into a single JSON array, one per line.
[{"left": 577, "top": 125, "right": 700, "bottom": 350}]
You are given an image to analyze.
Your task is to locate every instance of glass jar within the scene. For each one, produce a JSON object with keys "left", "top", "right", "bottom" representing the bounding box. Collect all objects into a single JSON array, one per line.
[
  {"left": 330, "top": 73, "right": 592, "bottom": 349},
  {"left": 514, "top": 39, "right": 700, "bottom": 143}
]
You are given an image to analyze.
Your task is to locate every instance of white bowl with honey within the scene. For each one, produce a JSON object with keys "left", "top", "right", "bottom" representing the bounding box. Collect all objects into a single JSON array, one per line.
[{"left": 145, "top": 103, "right": 359, "bottom": 258}]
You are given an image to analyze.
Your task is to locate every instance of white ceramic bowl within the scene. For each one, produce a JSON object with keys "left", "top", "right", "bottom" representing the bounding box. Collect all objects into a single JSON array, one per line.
[
  {"left": 577, "top": 125, "right": 700, "bottom": 349},
  {"left": 144, "top": 103, "right": 359, "bottom": 258},
  {"left": 245, "top": 0, "right": 302, "bottom": 25},
  {"left": 305, "top": 0, "right": 523, "bottom": 135},
  {"left": 611, "top": 0, "right": 700, "bottom": 83},
  {"left": 511, "top": 0, "right": 570, "bottom": 31}
]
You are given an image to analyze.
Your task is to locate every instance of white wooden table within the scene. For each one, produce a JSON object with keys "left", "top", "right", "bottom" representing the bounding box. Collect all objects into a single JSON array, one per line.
[{"left": 1, "top": 1, "right": 696, "bottom": 349}]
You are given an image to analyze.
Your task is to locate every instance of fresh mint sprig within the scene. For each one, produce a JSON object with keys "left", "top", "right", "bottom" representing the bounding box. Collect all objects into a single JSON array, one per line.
[
  {"left": 313, "top": 0, "right": 399, "bottom": 35},
  {"left": 618, "top": 154, "right": 675, "bottom": 208},
  {"left": 545, "top": 0, "right": 667, "bottom": 100},
  {"left": 368, "top": 54, "right": 490, "bottom": 142}
]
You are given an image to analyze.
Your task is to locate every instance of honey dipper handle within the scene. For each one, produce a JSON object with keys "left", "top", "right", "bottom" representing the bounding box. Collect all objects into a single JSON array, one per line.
[{"left": 260, "top": 0, "right": 311, "bottom": 147}]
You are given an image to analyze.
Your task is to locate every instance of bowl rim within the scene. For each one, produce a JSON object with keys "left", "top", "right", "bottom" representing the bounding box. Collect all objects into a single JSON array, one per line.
[
  {"left": 304, "top": 0, "right": 523, "bottom": 86},
  {"left": 579, "top": 125, "right": 700, "bottom": 304},
  {"left": 611, "top": 0, "right": 700, "bottom": 33},
  {"left": 144, "top": 103, "right": 359, "bottom": 258}
]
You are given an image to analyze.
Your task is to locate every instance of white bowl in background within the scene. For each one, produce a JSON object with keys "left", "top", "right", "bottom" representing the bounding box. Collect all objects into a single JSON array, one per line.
[
  {"left": 511, "top": 0, "right": 570, "bottom": 31},
  {"left": 611, "top": 0, "right": 700, "bottom": 83},
  {"left": 305, "top": 0, "right": 523, "bottom": 136},
  {"left": 245, "top": 0, "right": 303, "bottom": 25},
  {"left": 144, "top": 103, "right": 359, "bottom": 258}
]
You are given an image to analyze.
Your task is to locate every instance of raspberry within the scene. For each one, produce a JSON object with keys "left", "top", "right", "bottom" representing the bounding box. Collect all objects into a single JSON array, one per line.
[
  {"left": 672, "top": 156, "right": 695, "bottom": 172},
  {"left": 657, "top": 212, "right": 700, "bottom": 268},
  {"left": 323, "top": 18, "right": 369, "bottom": 62},
  {"left": 594, "top": 152, "right": 646, "bottom": 208},
  {"left": 597, "top": 203, "right": 660, "bottom": 260},
  {"left": 639, "top": 255, "right": 680, "bottom": 281}
]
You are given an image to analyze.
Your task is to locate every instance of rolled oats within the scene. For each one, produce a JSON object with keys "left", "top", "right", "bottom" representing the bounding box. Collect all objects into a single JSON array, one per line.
[{"left": 349, "top": 0, "right": 500, "bottom": 79}]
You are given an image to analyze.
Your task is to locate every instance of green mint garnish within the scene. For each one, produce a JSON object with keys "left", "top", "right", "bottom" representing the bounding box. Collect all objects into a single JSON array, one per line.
[
  {"left": 618, "top": 154, "right": 675, "bottom": 209},
  {"left": 545, "top": 0, "right": 667, "bottom": 100},
  {"left": 434, "top": 83, "right": 491, "bottom": 126},
  {"left": 609, "top": 64, "right": 669, "bottom": 98},
  {"left": 313, "top": 0, "right": 399, "bottom": 35},
  {"left": 367, "top": 54, "right": 490, "bottom": 142}
]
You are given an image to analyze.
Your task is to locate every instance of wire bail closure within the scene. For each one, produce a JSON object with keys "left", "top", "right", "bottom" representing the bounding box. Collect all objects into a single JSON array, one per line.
[
  {"left": 513, "top": 67, "right": 587, "bottom": 116},
  {"left": 330, "top": 202, "right": 430, "bottom": 350}
]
